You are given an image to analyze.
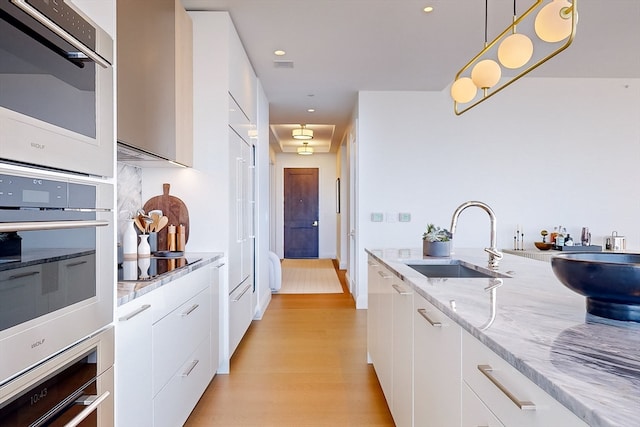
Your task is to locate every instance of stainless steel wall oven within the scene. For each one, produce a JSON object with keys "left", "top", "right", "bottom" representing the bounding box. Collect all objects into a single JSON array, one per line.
[
  {"left": 0, "top": 166, "right": 114, "bottom": 388},
  {"left": 0, "top": 327, "right": 114, "bottom": 426},
  {"left": 0, "top": 0, "right": 114, "bottom": 177}
]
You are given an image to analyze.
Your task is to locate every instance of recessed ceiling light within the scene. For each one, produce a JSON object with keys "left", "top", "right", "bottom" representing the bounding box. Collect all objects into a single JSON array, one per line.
[
  {"left": 307, "top": 108, "right": 315, "bottom": 113},
  {"left": 423, "top": 6, "right": 434, "bottom": 13},
  {"left": 274, "top": 50, "right": 286, "bottom": 56}
]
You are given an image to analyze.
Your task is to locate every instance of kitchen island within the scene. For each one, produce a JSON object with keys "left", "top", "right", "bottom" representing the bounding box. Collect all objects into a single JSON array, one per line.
[{"left": 367, "top": 248, "right": 640, "bottom": 427}]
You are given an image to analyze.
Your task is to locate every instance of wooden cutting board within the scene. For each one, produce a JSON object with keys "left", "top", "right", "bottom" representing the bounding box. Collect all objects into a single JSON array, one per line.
[{"left": 143, "top": 183, "right": 189, "bottom": 251}]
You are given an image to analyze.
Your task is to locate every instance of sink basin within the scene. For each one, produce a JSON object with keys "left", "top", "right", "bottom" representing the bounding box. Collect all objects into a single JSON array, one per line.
[
  {"left": 406, "top": 260, "right": 509, "bottom": 279},
  {"left": 551, "top": 252, "right": 640, "bottom": 322}
]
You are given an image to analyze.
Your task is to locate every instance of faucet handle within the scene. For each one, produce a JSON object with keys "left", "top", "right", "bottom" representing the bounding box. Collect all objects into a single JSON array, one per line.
[{"left": 485, "top": 247, "right": 503, "bottom": 259}]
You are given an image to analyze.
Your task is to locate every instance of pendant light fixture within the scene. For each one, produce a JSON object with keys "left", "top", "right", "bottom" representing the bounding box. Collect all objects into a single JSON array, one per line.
[
  {"left": 297, "top": 142, "right": 314, "bottom": 155},
  {"left": 451, "top": 0, "right": 578, "bottom": 115},
  {"left": 292, "top": 124, "right": 313, "bottom": 140},
  {"left": 470, "top": 1, "right": 501, "bottom": 91},
  {"left": 498, "top": 0, "right": 534, "bottom": 69}
]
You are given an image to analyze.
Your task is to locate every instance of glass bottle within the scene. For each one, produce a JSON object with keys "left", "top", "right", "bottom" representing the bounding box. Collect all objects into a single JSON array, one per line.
[
  {"left": 564, "top": 233, "right": 574, "bottom": 246},
  {"left": 555, "top": 226, "right": 565, "bottom": 248}
]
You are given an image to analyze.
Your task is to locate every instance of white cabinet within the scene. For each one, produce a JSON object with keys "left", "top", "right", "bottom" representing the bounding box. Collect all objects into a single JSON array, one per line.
[
  {"left": 152, "top": 286, "right": 210, "bottom": 397},
  {"left": 367, "top": 259, "right": 393, "bottom": 405},
  {"left": 210, "top": 262, "right": 222, "bottom": 377},
  {"left": 461, "top": 381, "right": 504, "bottom": 427},
  {"left": 461, "top": 330, "right": 588, "bottom": 427},
  {"left": 391, "top": 280, "right": 413, "bottom": 427},
  {"left": 367, "top": 256, "right": 413, "bottom": 426},
  {"left": 117, "top": 0, "right": 193, "bottom": 166},
  {"left": 413, "top": 293, "right": 461, "bottom": 427},
  {"left": 191, "top": 12, "right": 257, "bottom": 369},
  {"left": 116, "top": 265, "right": 215, "bottom": 427},
  {"left": 229, "top": 277, "right": 253, "bottom": 357},
  {"left": 116, "top": 292, "right": 153, "bottom": 427}
]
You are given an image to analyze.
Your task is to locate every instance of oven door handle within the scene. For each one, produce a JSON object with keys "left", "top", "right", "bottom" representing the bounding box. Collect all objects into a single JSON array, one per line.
[
  {"left": 0, "top": 220, "right": 109, "bottom": 233},
  {"left": 64, "top": 391, "right": 111, "bottom": 427},
  {"left": 10, "top": 0, "right": 111, "bottom": 68}
]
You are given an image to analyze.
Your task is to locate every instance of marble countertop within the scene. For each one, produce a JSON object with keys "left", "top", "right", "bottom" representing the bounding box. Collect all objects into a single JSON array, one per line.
[
  {"left": 117, "top": 252, "right": 224, "bottom": 306},
  {"left": 367, "top": 247, "right": 640, "bottom": 427}
]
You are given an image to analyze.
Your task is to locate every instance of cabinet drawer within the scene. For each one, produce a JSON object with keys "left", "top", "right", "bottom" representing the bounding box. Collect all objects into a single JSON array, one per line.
[
  {"left": 462, "top": 330, "right": 587, "bottom": 427},
  {"left": 229, "top": 277, "right": 253, "bottom": 357},
  {"left": 461, "top": 381, "right": 504, "bottom": 427},
  {"left": 152, "top": 266, "right": 209, "bottom": 323},
  {"left": 153, "top": 335, "right": 211, "bottom": 427},
  {"left": 153, "top": 287, "right": 210, "bottom": 396}
]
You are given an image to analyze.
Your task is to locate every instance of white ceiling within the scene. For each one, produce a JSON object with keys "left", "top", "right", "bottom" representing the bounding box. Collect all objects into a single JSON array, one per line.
[{"left": 182, "top": 1, "right": 640, "bottom": 153}]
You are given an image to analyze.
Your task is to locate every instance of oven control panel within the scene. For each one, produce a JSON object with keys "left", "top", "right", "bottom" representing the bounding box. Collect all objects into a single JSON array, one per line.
[{"left": 0, "top": 174, "right": 67, "bottom": 208}]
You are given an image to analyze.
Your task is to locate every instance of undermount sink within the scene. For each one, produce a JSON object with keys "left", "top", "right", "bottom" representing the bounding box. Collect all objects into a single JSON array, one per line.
[
  {"left": 406, "top": 260, "right": 510, "bottom": 279},
  {"left": 551, "top": 252, "right": 640, "bottom": 322}
]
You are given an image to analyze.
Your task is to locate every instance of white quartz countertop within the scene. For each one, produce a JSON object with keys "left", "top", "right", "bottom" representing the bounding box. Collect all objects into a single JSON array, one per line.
[
  {"left": 366, "top": 248, "right": 640, "bottom": 427},
  {"left": 117, "top": 252, "right": 223, "bottom": 306}
]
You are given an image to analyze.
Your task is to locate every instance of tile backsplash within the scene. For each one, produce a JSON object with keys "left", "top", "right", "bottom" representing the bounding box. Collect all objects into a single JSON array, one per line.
[{"left": 117, "top": 162, "right": 142, "bottom": 243}]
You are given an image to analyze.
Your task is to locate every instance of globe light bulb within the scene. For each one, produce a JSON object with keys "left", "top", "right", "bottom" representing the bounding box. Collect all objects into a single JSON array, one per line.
[
  {"left": 535, "top": 0, "right": 574, "bottom": 43},
  {"left": 450, "top": 77, "right": 477, "bottom": 103},
  {"left": 471, "top": 60, "right": 502, "bottom": 89},
  {"left": 498, "top": 33, "right": 534, "bottom": 69}
]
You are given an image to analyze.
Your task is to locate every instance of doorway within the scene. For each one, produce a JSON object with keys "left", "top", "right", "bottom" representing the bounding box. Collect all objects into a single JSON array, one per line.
[{"left": 283, "top": 168, "right": 319, "bottom": 258}]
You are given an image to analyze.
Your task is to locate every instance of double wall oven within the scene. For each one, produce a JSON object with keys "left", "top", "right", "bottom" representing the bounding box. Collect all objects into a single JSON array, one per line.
[{"left": 0, "top": 0, "right": 115, "bottom": 424}]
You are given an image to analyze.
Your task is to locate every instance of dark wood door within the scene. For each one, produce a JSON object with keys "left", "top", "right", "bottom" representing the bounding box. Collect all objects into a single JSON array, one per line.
[{"left": 284, "top": 168, "right": 319, "bottom": 258}]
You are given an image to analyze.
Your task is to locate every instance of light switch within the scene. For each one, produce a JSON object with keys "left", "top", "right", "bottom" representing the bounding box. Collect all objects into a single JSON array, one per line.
[
  {"left": 399, "top": 212, "right": 411, "bottom": 222},
  {"left": 371, "top": 212, "right": 384, "bottom": 222},
  {"left": 386, "top": 212, "right": 397, "bottom": 223}
]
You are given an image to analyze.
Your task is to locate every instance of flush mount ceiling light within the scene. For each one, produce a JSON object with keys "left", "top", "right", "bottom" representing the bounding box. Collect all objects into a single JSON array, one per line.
[
  {"left": 297, "top": 142, "right": 314, "bottom": 155},
  {"left": 292, "top": 124, "right": 313, "bottom": 140},
  {"left": 451, "top": 0, "right": 577, "bottom": 115}
]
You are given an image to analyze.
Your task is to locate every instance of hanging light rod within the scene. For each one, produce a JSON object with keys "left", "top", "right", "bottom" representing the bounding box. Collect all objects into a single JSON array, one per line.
[{"left": 451, "top": 0, "right": 578, "bottom": 115}]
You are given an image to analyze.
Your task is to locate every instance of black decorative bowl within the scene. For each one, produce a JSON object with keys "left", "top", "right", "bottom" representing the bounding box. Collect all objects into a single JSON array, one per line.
[{"left": 551, "top": 252, "right": 640, "bottom": 322}]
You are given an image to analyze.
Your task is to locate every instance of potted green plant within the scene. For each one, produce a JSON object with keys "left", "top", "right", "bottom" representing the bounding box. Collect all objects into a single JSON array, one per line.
[{"left": 422, "top": 224, "right": 452, "bottom": 257}]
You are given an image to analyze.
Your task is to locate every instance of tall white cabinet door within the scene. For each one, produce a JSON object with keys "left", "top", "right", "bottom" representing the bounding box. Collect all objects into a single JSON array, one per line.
[
  {"left": 116, "top": 293, "right": 153, "bottom": 427},
  {"left": 413, "top": 293, "right": 461, "bottom": 427},
  {"left": 391, "top": 280, "right": 413, "bottom": 427},
  {"left": 376, "top": 266, "right": 394, "bottom": 406}
]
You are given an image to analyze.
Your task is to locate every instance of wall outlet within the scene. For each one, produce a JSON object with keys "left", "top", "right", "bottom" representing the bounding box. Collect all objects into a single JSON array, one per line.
[
  {"left": 398, "top": 212, "right": 411, "bottom": 222},
  {"left": 371, "top": 212, "right": 384, "bottom": 222}
]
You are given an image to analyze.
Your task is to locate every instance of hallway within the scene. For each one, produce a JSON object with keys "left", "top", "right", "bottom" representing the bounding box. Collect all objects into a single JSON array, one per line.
[{"left": 184, "top": 262, "right": 394, "bottom": 426}]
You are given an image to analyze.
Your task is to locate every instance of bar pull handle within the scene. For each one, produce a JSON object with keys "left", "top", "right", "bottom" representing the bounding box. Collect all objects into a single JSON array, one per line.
[
  {"left": 377, "top": 270, "right": 391, "bottom": 279},
  {"left": 12, "top": 0, "right": 111, "bottom": 68},
  {"left": 0, "top": 220, "right": 108, "bottom": 233},
  {"left": 392, "top": 284, "right": 411, "bottom": 295},
  {"left": 119, "top": 304, "right": 151, "bottom": 321},
  {"left": 477, "top": 364, "right": 536, "bottom": 410},
  {"left": 417, "top": 308, "right": 442, "bottom": 327},
  {"left": 181, "top": 359, "right": 199, "bottom": 377},
  {"left": 233, "top": 283, "right": 252, "bottom": 302},
  {"left": 181, "top": 304, "right": 200, "bottom": 317},
  {"left": 8, "top": 271, "right": 40, "bottom": 280},
  {"left": 65, "top": 391, "right": 111, "bottom": 427},
  {"left": 66, "top": 260, "right": 88, "bottom": 268}
]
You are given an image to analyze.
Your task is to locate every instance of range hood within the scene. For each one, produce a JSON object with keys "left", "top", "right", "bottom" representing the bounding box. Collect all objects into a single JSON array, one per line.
[{"left": 117, "top": 142, "right": 187, "bottom": 168}]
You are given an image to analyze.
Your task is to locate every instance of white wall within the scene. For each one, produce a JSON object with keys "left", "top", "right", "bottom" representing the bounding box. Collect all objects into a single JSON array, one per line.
[
  {"left": 353, "top": 77, "right": 640, "bottom": 308},
  {"left": 274, "top": 152, "right": 338, "bottom": 259}
]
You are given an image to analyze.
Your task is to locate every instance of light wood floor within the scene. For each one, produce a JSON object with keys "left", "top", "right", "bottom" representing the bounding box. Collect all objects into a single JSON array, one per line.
[{"left": 184, "top": 260, "right": 394, "bottom": 426}]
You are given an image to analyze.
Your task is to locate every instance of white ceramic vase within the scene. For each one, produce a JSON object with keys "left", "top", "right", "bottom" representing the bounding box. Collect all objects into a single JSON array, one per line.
[
  {"left": 138, "top": 234, "right": 151, "bottom": 258},
  {"left": 122, "top": 219, "right": 138, "bottom": 259}
]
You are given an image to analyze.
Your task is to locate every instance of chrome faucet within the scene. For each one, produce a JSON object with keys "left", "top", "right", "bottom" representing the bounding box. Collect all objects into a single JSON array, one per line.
[{"left": 450, "top": 201, "right": 503, "bottom": 270}]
